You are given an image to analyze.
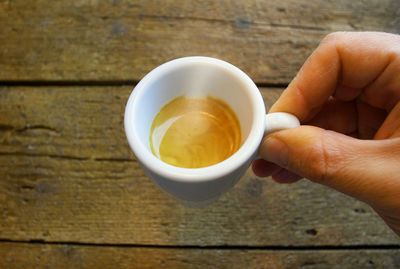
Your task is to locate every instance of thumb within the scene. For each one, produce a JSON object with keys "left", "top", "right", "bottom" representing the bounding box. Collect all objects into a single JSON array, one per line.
[{"left": 259, "top": 126, "right": 400, "bottom": 207}]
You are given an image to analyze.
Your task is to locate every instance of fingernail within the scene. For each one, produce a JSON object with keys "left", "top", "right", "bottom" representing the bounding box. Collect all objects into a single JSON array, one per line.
[{"left": 259, "top": 136, "right": 289, "bottom": 167}]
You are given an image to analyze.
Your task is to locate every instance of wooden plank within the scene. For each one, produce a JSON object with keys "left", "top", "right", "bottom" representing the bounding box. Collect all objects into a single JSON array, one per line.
[
  {"left": 0, "top": 86, "right": 399, "bottom": 245},
  {"left": 1, "top": 243, "right": 400, "bottom": 269},
  {"left": 0, "top": 0, "right": 399, "bottom": 84},
  {"left": 1, "top": 153, "right": 398, "bottom": 246},
  {"left": 0, "top": 86, "right": 134, "bottom": 160}
]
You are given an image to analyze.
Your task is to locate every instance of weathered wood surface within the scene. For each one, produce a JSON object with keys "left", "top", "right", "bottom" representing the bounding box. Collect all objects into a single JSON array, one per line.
[
  {"left": 1, "top": 243, "right": 400, "bottom": 269},
  {"left": 0, "top": 0, "right": 399, "bottom": 83},
  {"left": 0, "top": 86, "right": 398, "bottom": 246},
  {"left": 1, "top": 0, "right": 399, "bottom": 267}
]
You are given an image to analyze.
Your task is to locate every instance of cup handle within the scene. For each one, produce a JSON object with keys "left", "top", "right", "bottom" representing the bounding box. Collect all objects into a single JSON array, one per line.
[
  {"left": 264, "top": 112, "right": 300, "bottom": 135},
  {"left": 252, "top": 112, "right": 300, "bottom": 162}
]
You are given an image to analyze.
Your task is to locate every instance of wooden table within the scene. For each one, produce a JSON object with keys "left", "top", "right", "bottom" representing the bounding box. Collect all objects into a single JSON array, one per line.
[{"left": 1, "top": 1, "right": 400, "bottom": 268}]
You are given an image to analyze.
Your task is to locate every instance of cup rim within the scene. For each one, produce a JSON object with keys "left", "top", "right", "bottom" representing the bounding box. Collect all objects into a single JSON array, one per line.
[{"left": 124, "top": 56, "right": 266, "bottom": 183}]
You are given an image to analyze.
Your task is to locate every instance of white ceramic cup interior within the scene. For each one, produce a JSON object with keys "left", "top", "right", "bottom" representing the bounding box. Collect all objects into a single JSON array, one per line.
[{"left": 124, "top": 57, "right": 299, "bottom": 202}]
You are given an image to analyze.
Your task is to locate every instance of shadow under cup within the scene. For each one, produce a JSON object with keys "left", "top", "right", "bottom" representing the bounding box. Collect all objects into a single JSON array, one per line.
[{"left": 124, "top": 57, "right": 266, "bottom": 202}]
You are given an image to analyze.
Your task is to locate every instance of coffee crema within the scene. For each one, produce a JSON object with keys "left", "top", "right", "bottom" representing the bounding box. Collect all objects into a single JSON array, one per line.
[{"left": 150, "top": 96, "right": 241, "bottom": 168}]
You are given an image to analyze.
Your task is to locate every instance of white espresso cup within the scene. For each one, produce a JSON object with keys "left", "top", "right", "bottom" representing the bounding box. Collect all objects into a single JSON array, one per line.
[{"left": 124, "top": 57, "right": 300, "bottom": 203}]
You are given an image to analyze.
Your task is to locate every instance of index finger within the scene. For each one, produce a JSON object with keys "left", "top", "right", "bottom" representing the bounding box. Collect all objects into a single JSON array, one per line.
[{"left": 270, "top": 31, "right": 400, "bottom": 121}]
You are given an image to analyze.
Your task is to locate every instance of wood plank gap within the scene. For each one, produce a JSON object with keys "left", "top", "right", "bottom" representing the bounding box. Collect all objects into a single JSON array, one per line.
[
  {"left": 0, "top": 80, "right": 139, "bottom": 87},
  {"left": 0, "top": 239, "right": 398, "bottom": 251},
  {"left": 0, "top": 151, "right": 134, "bottom": 163},
  {"left": 0, "top": 81, "right": 287, "bottom": 88},
  {"left": 257, "top": 82, "right": 288, "bottom": 88}
]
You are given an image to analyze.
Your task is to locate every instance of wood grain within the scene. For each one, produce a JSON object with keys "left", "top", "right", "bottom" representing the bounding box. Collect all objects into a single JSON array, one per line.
[
  {"left": 0, "top": 86, "right": 399, "bottom": 246},
  {"left": 0, "top": 0, "right": 399, "bottom": 83},
  {"left": 1, "top": 243, "right": 400, "bottom": 269}
]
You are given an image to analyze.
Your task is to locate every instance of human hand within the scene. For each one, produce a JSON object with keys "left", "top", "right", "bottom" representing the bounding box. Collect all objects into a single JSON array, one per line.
[{"left": 252, "top": 32, "right": 400, "bottom": 235}]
